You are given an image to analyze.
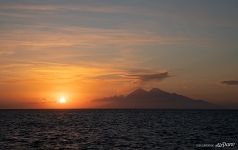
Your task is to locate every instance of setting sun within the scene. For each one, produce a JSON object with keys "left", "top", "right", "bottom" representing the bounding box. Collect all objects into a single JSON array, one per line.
[{"left": 58, "top": 96, "right": 67, "bottom": 104}]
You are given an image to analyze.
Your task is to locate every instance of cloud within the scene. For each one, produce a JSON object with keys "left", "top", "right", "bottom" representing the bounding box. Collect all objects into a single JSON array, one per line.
[
  {"left": 92, "top": 74, "right": 123, "bottom": 80},
  {"left": 221, "top": 80, "right": 238, "bottom": 86},
  {"left": 89, "top": 68, "right": 170, "bottom": 86},
  {"left": 0, "top": 25, "right": 193, "bottom": 51},
  {"left": 0, "top": 3, "right": 131, "bottom": 14},
  {"left": 127, "top": 72, "right": 169, "bottom": 82}
]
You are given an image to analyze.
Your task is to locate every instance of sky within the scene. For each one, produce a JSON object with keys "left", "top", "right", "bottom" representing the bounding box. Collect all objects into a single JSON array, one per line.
[{"left": 0, "top": 0, "right": 238, "bottom": 108}]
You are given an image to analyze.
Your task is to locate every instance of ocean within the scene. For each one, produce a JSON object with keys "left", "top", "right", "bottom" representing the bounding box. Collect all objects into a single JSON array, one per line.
[{"left": 0, "top": 109, "right": 237, "bottom": 149}]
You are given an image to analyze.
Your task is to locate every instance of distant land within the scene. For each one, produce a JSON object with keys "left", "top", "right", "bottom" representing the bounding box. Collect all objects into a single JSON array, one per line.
[{"left": 94, "top": 88, "right": 220, "bottom": 109}]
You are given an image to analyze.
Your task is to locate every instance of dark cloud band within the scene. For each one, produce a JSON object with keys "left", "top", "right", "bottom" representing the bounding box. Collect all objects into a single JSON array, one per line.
[
  {"left": 127, "top": 72, "right": 169, "bottom": 82},
  {"left": 221, "top": 80, "right": 238, "bottom": 85}
]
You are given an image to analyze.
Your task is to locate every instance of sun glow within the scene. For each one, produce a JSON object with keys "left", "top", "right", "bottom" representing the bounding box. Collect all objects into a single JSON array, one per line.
[{"left": 58, "top": 96, "right": 67, "bottom": 104}]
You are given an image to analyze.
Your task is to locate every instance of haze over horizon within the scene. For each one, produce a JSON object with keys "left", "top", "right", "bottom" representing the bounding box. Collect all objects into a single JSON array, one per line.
[{"left": 0, "top": 0, "right": 238, "bottom": 109}]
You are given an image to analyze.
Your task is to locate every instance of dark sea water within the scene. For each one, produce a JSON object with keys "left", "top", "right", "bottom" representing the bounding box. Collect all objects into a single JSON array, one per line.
[{"left": 0, "top": 110, "right": 237, "bottom": 150}]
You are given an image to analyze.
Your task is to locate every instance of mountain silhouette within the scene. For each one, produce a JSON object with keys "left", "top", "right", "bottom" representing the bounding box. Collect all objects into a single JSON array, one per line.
[{"left": 94, "top": 88, "right": 219, "bottom": 109}]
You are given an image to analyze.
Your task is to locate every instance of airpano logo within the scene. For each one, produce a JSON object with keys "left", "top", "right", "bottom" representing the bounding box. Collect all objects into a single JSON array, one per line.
[
  {"left": 196, "top": 142, "right": 236, "bottom": 148},
  {"left": 215, "top": 142, "right": 235, "bottom": 148}
]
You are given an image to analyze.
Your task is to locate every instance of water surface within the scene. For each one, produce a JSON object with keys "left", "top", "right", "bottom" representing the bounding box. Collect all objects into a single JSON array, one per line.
[{"left": 0, "top": 109, "right": 237, "bottom": 149}]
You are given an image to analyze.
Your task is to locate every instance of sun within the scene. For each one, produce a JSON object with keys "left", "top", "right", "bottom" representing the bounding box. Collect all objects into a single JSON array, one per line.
[{"left": 58, "top": 96, "right": 67, "bottom": 104}]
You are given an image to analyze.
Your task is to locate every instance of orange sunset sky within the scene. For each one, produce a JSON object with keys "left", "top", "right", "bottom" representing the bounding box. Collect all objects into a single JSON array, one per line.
[{"left": 0, "top": 0, "right": 238, "bottom": 108}]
